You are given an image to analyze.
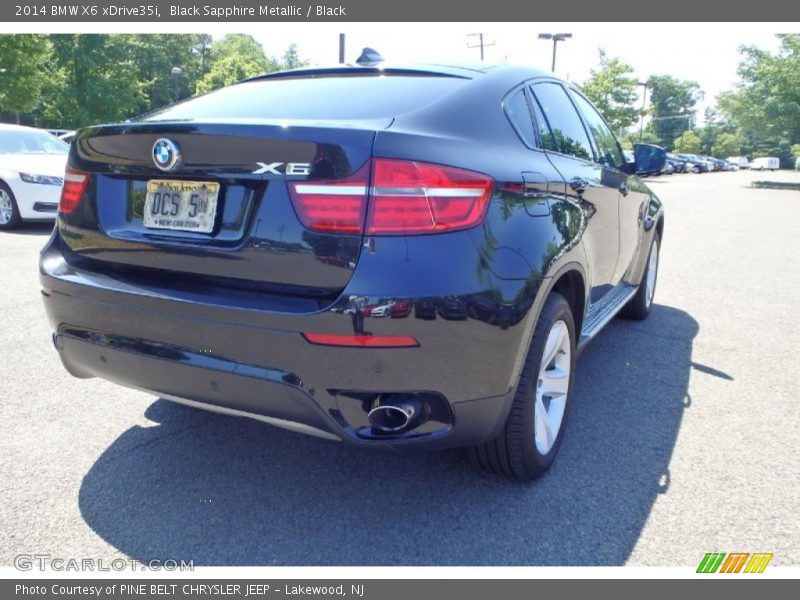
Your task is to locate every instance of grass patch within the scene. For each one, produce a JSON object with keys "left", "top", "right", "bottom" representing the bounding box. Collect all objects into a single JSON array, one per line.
[{"left": 751, "top": 181, "right": 800, "bottom": 191}]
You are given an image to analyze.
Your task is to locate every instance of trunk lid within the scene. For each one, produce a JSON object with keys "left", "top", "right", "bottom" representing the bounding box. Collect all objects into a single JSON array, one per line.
[{"left": 60, "top": 119, "right": 386, "bottom": 298}]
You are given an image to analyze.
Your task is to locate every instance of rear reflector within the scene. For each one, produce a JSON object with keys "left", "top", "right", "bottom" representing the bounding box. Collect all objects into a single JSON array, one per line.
[
  {"left": 288, "top": 159, "right": 493, "bottom": 236},
  {"left": 58, "top": 168, "right": 89, "bottom": 214},
  {"left": 302, "top": 333, "right": 419, "bottom": 348}
]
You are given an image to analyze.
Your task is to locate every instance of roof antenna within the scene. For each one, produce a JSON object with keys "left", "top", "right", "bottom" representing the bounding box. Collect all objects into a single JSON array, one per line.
[{"left": 355, "top": 47, "right": 384, "bottom": 66}]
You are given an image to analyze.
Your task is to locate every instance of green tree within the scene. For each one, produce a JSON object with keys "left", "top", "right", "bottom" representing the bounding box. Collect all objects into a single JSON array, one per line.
[
  {"left": 718, "top": 34, "right": 800, "bottom": 167},
  {"left": 581, "top": 49, "right": 641, "bottom": 135},
  {"left": 41, "top": 35, "right": 146, "bottom": 128},
  {"left": 281, "top": 43, "right": 309, "bottom": 70},
  {"left": 792, "top": 143, "right": 800, "bottom": 158},
  {"left": 196, "top": 53, "right": 269, "bottom": 94},
  {"left": 0, "top": 35, "right": 51, "bottom": 121},
  {"left": 126, "top": 34, "right": 210, "bottom": 110},
  {"left": 620, "top": 128, "right": 660, "bottom": 150},
  {"left": 712, "top": 132, "right": 745, "bottom": 158},
  {"left": 196, "top": 34, "right": 276, "bottom": 94},
  {"left": 648, "top": 75, "right": 703, "bottom": 149},
  {"left": 673, "top": 130, "right": 701, "bottom": 154}
]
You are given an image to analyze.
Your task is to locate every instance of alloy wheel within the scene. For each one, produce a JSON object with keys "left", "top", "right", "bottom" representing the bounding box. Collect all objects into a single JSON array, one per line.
[
  {"left": 0, "top": 189, "right": 13, "bottom": 225},
  {"left": 534, "top": 320, "right": 571, "bottom": 455},
  {"left": 645, "top": 241, "right": 659, "bottom": 308}
]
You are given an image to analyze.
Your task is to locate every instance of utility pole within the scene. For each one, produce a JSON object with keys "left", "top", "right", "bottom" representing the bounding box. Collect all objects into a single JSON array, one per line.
[
  {"left": 638, "top": 80, "right": 649, "bottom": 142},
  {"left": 467, "top": 33, "right": 495, "bottom": 61},
  {"left": 338, "top": 33, "right": 345, "bottom": 64},
  {"left": 538, "top": 33, "right": 572, "bottom": 72}
]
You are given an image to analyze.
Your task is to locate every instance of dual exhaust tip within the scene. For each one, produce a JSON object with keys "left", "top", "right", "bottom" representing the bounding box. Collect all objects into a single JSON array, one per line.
[{"left": 367, "top": 394, "right": 426, "bottom": 433}]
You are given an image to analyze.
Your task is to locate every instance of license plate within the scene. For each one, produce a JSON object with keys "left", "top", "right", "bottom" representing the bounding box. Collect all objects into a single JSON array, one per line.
[{"left": 143, "top": 180, "right": 220, "bottom": 233}]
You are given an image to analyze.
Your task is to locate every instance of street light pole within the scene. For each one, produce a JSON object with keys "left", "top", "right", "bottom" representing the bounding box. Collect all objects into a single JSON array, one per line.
[
  {"left": 638, "top": 80, "right": 649, "bottom": 142},
  {"left": 538, "top": 33, "right": 572, "bottom": 72}
]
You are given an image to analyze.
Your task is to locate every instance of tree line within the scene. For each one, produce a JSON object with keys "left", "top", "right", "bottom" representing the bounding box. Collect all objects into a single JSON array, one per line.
[
  {"left": 1, "top": 33, "right": 798, "bottom": 166},
  {"left": 0, "top": 34, "right": 307, "bottom": 129},
  {"left": 581, "top": 34, "right": 800, "bottom": 166}
]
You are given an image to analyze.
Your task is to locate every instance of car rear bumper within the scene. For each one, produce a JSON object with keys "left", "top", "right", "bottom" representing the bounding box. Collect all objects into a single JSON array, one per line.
[{"left": 40, "top": 232, "right": 539, "bottom": 450}]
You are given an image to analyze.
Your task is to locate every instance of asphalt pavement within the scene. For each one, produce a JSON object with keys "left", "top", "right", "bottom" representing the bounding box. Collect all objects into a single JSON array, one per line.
[{"left": 1, "top": 169, "right": 798, "bottom": 566}]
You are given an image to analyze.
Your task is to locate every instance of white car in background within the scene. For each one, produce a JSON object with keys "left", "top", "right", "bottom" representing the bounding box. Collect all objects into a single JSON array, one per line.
[
  {"left": 0, "top": 124, "right": 69, "bottom": 230},
  {"left": 749, "top": 156, "right": 780, "bottom": 171}
]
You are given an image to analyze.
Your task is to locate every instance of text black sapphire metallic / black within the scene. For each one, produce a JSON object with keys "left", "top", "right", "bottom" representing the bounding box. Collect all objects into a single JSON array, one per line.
[{"left": 40, "top": 62, "right": 665, "bottom": 481}]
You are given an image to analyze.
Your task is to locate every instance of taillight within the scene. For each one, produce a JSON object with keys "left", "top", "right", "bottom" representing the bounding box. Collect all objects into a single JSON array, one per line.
[
  {"left": 287, "top": 159, "right": 493, "bottom": 236},
  {"left": 367, "top": 159, "right": 493, "bottom": 235},
  {"left": 58, "top": 168, "right": 89, "bottom": 214},
  {"left": 287, "top": 163, "right": 369, "bottom": 234}
]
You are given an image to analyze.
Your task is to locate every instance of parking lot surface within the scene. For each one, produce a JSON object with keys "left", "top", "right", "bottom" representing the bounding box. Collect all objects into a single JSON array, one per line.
[{"left": 1, "top": 169, "right": 798, "bottom": 566}]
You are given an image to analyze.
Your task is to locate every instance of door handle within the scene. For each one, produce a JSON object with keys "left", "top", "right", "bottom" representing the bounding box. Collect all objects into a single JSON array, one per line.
[
  {"left": 619, "top": 182, "right": 629, "bottom": 196},
  {"left": 569, "top": 177, "right": 589, "bottom": 193}
]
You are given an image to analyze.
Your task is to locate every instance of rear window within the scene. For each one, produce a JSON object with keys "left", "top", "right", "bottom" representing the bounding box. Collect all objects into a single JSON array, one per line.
[
  {"left": 144, "top": 75, "right": 468, "bottom": 121},
  {"left": 504, "top": 89, "right": 536, "bottom": 147}
]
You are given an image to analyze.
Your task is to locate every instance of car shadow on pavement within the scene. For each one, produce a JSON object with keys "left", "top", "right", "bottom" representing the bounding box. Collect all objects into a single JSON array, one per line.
[{"left": 78, "top": 304, "right": 698, "bottom": 566}]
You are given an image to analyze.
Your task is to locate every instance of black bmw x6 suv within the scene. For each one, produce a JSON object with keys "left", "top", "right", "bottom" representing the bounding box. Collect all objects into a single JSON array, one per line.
[{"left": 40, "top": 63, "right": 665, "bottom": 481}]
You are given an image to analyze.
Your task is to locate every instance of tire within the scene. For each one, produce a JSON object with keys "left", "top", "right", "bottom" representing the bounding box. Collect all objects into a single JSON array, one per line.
[
  {"left": 621, "top": 230, "right": 661, "bottom": 320},
  {"left": 468, "top": 292, "right": 576, "bottom": 481},
  {"left": 0, "top": 182, "right": 22, "bottom": 230}
]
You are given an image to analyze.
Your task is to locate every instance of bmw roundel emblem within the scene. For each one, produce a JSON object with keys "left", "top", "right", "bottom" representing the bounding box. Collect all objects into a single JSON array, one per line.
[{"left": 152, "top": 138, "right": 182, "bottom": 172}]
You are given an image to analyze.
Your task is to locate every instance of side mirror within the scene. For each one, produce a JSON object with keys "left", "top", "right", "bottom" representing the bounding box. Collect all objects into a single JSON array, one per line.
[{"left": 632, "top": 143, "right": 667, "bottom": 175}]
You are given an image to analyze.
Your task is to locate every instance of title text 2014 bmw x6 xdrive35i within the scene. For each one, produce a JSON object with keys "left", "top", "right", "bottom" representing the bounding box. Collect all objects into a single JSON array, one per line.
[{"left": 40, "top": 63, "right": 665, "bottom": 481}]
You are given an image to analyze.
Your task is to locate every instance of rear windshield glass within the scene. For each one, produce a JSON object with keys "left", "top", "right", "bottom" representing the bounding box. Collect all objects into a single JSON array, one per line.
[{"left": 144, "top": 75, "right": 467, "bottom": 121}]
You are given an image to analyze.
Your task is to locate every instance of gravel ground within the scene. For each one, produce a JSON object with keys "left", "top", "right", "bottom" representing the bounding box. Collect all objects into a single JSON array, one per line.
[{"left": 1, "top": 169, "right": 798, "bottom": 566}]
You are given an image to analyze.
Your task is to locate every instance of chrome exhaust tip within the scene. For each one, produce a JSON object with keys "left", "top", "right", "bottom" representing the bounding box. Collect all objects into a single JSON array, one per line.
[{"left": 367, "top": 396, "right": 423, "bottom": 432}]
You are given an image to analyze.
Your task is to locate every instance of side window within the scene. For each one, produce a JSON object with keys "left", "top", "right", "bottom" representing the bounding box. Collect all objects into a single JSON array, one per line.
[
  {"left": 530, "top": 94, "right": 559, "bottom": 152},
  {"left": 569, "top": 90, "right": 625, "bottom": 169},
  {"left": 530, "top": 82, "right": 594, "bottom": 162},
  {"left": 504, "top": 89, "right": 536, "bottom": 147}
]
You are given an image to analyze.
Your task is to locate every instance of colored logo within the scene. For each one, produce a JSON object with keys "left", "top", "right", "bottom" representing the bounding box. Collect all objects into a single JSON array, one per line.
[
  {"left": 152, "top": 138, "right": 182, "bottom": 172},
  {"left": 697, "top": 552, "right": 773, "bottom": 573}
]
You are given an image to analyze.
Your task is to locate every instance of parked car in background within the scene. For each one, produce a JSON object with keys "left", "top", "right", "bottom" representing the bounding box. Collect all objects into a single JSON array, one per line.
[
  {"left": 666, "top": 154, "right": 687, "bottom": 173},
  {"left": 698, "top": 156, "right": 723, "bottom": 171},
  {"left": 0, "top": 124, "right": 69, "bottom": 230},
  {"left": 722, "top": 160, "right": 739, "bottom": 171},
  {"left": 47, "top": 128, "right": 71, "bottom": 138},
  {"left": 697, "top": 155, "right": 716, "bottom": 171},
  {"left": 709, "top": 157, "right": 727, "bottom": 171},
  {"left": 676, "top": 154, "right": 708, "bottom": 173},
  {"left": 58, "top": 131, "right": 77, "bottom": 144},
  {"left": 750, "top": 156, "right": 780, "bottom": 171},
  {"left": 727, "top": 156, "right": 749, "bottom": 169}
]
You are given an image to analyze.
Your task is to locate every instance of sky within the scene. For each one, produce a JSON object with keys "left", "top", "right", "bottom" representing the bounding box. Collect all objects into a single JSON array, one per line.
[{"left": 231, "top": 22, "right": 792, "bottom": 121}]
